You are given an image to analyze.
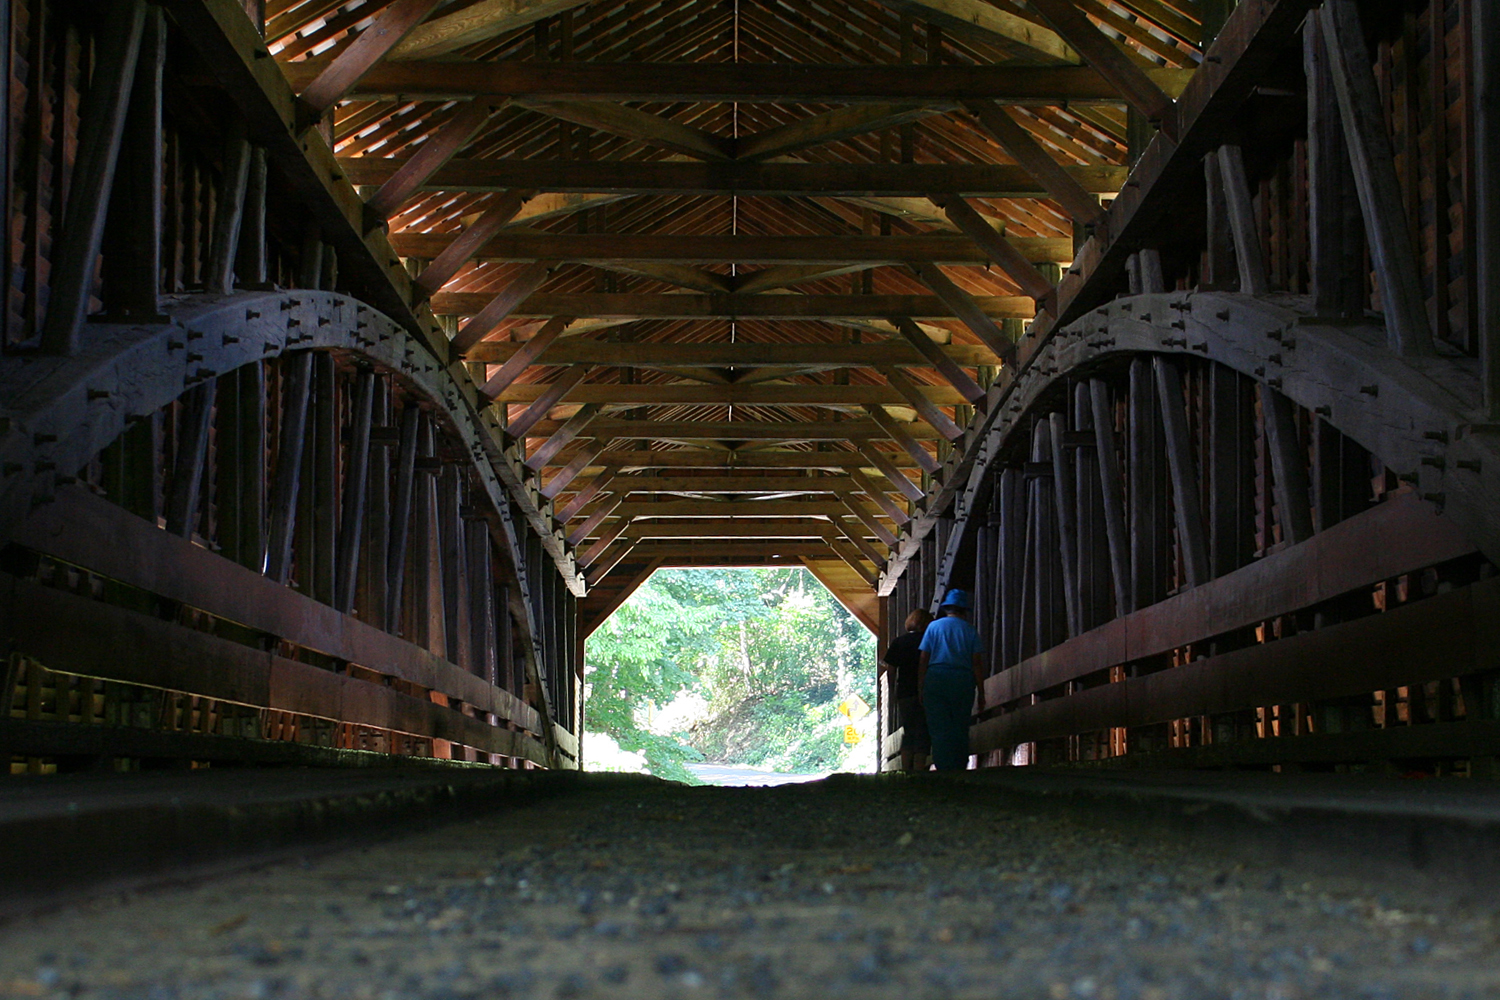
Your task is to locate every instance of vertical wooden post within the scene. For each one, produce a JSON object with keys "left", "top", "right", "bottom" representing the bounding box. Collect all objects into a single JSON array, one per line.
[
  {"left": 468, "top": 519, "right": 496, "bottom": 683},
  {"left": 438, "top": 465, "right": 471, "bottom": 668},
  {"left": 267, "top": 353, "right": 312, "bottom": 583},
  {"left": 1089, "top": 378, "right": 1131, "bottom": 615},
  {"left": 361, "top": 379, "right": 392, "bottom": 629},
  {"left": 1152, "top": 357, "right": 1210, "bottom": 587},
  {"left": 219, "top": 363, "right": 267, "bottom": 571},
  {"left": 1216, "top": 145, "right": 1271, "bottom": 295},
  {"left": 1207, "top": 365, "right": 1258, "bottom": 577},
  {"left": 1128, "top": 359, "right": 1170, "bottom": 609},
  {"left": 311, "top": 353, "right": 338, "bottom": 604},
  {"left": 1304, "top": 17, "right": 1366, "bottom": 319},
  {"left": 1476, "top": 0, "right": 1500, "bottom": 415},
  {"left": 386, "top": 407, "right": 420, "bottom": 631},
  {"left": 335, "top": 370, "right": 375, "bottom": 613},
  {"left": 1022, "top": 421, "right": 1064, "bottom": 656},
  {"left": 1202, "top": 153, "right": 1236, "bottom": 290},
  {"left": 101, "top": 5, "right": 164, "bottom": 321},
  {"left": 1047, "top": 412, "right": 1080, "bottom": 637},
  {"left": 1073, "top": 384, "right": 1113, "bottom": 631},
  {"left": 238, "top": 148, "right": 269, "bottom": 287},
  {"left": 1313, "top": 419, "right": 1373, "bottom": 531},
  {"left": 413, "top": 419, "right": 443, "bottom": 652},
  {"left": 206, "top": 127, "right": 252, "bottom": 295},
  {"left": 996, "top": 467, "right": 1025, "bottom": 669},
  {"left": 1320, "top": 0, "right": 1434, "bottom": 355},
  {"left": 41, "top": 0, "right": 146, "bottom": 353},
  {"left": 1261, "top": 385, "right": 1315, "bottom": 546},
  {"left": 165, "top": 380, "right": 217, "bottom": 539}
]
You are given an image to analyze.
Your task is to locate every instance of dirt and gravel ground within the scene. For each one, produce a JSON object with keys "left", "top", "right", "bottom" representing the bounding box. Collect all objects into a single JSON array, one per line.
[{"left": 2, "top": 773, "right": 1499, "bottom": 1000}]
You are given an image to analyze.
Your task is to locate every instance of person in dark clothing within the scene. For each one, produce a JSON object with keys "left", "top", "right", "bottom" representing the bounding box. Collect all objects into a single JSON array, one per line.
[
  {"left": 881, "top": 609, "right": 933, "bottom": 772},
  {"left": 918, "top": 589, "right": 984, "bottom": 771}
]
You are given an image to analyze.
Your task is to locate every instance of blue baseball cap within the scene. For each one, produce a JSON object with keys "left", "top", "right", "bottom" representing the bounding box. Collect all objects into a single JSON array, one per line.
[{"left": 940, "top": 589, "right": 971, "bottom": 609}]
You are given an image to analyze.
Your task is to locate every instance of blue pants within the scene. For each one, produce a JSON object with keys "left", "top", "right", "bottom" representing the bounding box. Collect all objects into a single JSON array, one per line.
[{"left": 923, "top": 669, "right": 975, "bottom": 771}]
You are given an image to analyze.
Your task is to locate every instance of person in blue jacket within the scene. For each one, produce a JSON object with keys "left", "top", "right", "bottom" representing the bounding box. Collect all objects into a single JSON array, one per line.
[{"left": 918, "top": 589, "right": 985, "bottom": 771}]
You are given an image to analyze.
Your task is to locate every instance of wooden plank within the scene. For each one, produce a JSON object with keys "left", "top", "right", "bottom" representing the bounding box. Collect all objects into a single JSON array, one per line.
[
  {"left": 389, "top": 0, "right": 592, "bottom": 61},
  {"left": 909, "top": 262, "right": 1018, "bottom": 361},
  {"left": 506, "top": 366, "right": 590, "bottom": 438},
  {"left": 573, "top": 449, "right": 926, "bottom": 471},
  {"left": 631, "top": 519, "right": 839, "bottom": 538},
  {"left": 878, "top": 366, "right": 964, "bottom": 440},
  {"left": 285, "top": 60, "right": 1192, "bottom": 104},
  {"left": 1026, "top": 0, "right": 1176, "bottom": 129},
  {"left": 735, "top": 105, "right": 936, "bottom": 160},
  {"left": 519, "top": 100, "right": 733, "bottom": 160},
  {"left": 567, "top": 496, "right": 624, "bottom": 548},
  {"left": 1320, "top": 0, "right": 1433, "bottom": 355},
  {"left": 1127, "top": 357, "right": 1168, "bottom": 610},
  {"left": 297, "top": 0, "right": 443, "bottom": 115},
  {"left": 310, "top": 353, "right": 338, "bottom": 605},
  {"left": 855, "top": 442, "right": 926, "bottom": 502},
  {"left": 40, "top": 0, "right": 146, "bottom": 354},
  {"left": 391, "top": 232, "right": 1073, "bottom": 265},
  {"left": 555, "top": 468, "right": 617, "bottom": 522},
  {"left": 863, "top": 405, "right": 943, "bottom": 473},
  {"left": 451, "top": 261, "right": 554, "bottom": 354},
  {"left": 889, "top": 318, "right": 985, "bottom": 402},
  {"left": 840, "top": 493, "right": 899, "bottom": 547},
  {"left": 1206, "top": 365, "right": 1257, "bottom": 577},
  {"left": 612, "top": 500, "right": 892, "bottom": 520},
  {"left": 978, "top": 490, "right": 1477, "bottom": 711},
  {"left": 849, "top": 468, "right": 912, "bottom": 526},
  {"left": 342, "top": 157, "right": 1128, "bottom": 197},
  {"left": 963, "top": 101, "right": 1106, "bottom": 226},
  {"left": 433, "top": 291, "right": 1030, "bottom": 320},
  {"left": 525, "top": 404, "right": 601, "bottom": 471},
  {"left": 413, "top": 188, "right": 530, "bottom": 298},
  {"left": 541, "top": 441, "right": 607, "bottom": 497},
  {"left": 934, "top": 196, "right": 1056, "bottom": 302},
  {"left": 975, "top": 575, "right": 1499, "bottom": 752},
  {"left": 1152, "top": 357, "right": 1209, "bottom": 587},
  {"left": 1072, "top": 383, "right": 1112, "bottom": 632},
  {"left": 874, "top": 0, "right": 1075, "bottom": 62},
  {"left": 11, "top": 489, "right": 542, "bottom": 730},
  {"left": 479, "top": 316, "right": 571, "bottom": 393},
  {"left": 996, "top": 467, "right": 1025, "bottom": 668},
  {"left": 366, "top": 99, "right": 496, "bottom": 220}
]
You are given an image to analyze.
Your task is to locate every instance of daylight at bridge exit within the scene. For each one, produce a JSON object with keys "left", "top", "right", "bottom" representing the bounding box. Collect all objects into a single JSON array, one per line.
[{"left": 2, "top": 0, "right": 1500, "bottom": 994}]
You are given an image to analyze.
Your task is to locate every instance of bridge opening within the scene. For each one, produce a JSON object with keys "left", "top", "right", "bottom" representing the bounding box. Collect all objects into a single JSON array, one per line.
[{"left": 583, "top": 567, "right": 877, "bottom": 783}]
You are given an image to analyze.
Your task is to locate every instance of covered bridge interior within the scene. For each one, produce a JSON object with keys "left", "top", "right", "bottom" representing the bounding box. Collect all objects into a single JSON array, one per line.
[
  {"left": 4, "top": 0, "right": 1498, "bottom": 777},
  {"left": 5, "top": 0, "right": 1500, "bottom": 991}
]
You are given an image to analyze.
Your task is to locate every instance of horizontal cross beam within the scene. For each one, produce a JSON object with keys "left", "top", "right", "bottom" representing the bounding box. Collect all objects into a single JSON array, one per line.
[
  {"left": 341, "top": 158, "right": 1128, "bottom": 197},
  {"left": 560, "top": 448, "right": 926, "bottom": 471},
  {"left": 390, "top": 233, "right": 1072, "bottom": 265},
  {"left": 465, "top": 339, "right": 1002, "bottom": 367},
  {"left": 588, "top": 476, "right": 859, "bottom": 494},
  {"left": 432, "top": 292, "right": 1029, "bottom": 320},
  {"left": 517, "top": 418, "right": 943, "bottom": 440},
  {"left": 495, "top": 382, "right": 969, "bottom": 405},
  {"left": 284, "top": 60, "right": 1191, "bottom": 104}
]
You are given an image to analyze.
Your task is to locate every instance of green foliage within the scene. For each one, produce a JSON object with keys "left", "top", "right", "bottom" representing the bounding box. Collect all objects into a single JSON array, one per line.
[{"left": 584, "top": 568, "right": 876, "bottom": 780}]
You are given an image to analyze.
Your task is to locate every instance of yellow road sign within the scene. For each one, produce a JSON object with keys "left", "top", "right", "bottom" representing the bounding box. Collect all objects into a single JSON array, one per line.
[
  {"left": 843, "top": 725, "right": 861, "bottom": 744},
  {"left": 838, "top": 694, "right": 871, "bottom": 721}
]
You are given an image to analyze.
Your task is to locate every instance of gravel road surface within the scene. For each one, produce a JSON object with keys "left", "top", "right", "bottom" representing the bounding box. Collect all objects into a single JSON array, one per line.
[{"left": 1, "top": 773, "right": 1497, "bottom": 1000}]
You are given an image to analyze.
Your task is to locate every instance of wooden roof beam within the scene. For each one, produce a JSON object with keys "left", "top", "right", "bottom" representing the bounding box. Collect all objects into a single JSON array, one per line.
[
  {"left": 464, "top": 339, "right": 1001, "bottom": 368},
  {"left": 389, "top": 233, "right": 1073, "bottom": 265},
  {"left": 556, "top": 468, "right": 618, "bottom": 522},
  {"left": 478, "top": 315, "right": 572, "bottom": 394},
  {"left": 524, "top": 403, "right": 601, "bottom": 471},
  {"left": 1026, "top": 0, "right": 1178, "bottom": 135},
  {"left": 296, "top": 0, "right": 443, "bottom": 116},
  {"left": 872, "top": 0, "right": 1077, "bottom": 64},
  {"left": 963, "top": 101, "right": 1109, "bottom": 228},
  {"left": 889, "top": 317, "right": 986, "bottom": 403},
  {"left": 516, "top": 101, "right": 734, "bottom": 160},
  {"left": 364, "top": 99, "right": 496, "bottom": 221},
  {"left": 412, "top": 189, "right": 531, "bottom": 298},
  {"left": 505, "top": 365, "right": 590, "bottom": 438},
  {"left": 388, "top": 0, "right": 594, "bottom": 61},
  {"left": 594, "top": 476, "right": 860, "bottom": 494},
  {"left": 450, "top": 260, "right": 553, "bottom": 354},
  {"left": 863, "top": 404, "right": 942, "bottom": 474},
  {"left": 492, "top": 382, "right": 971, "bottom": 406},
  {"left": 342, "top": 158, "right": 1130, "bottom": 198},
  {"left": 734, "top": 105, "right": 937, "bottom": 160},
  {"left": 430, "top": 291, "right": 1031, "bottom": 320},
  {"left": 285, "top": 61, "right": 1192, "bottom": 103},
  {"left": 910, "top": 262, "right": 1019, "bottom": 364}
]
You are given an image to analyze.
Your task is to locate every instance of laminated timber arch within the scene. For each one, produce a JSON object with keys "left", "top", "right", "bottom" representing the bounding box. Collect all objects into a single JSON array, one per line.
[{"left": 1, "top": 291, "right": 579, "bottom": 769}]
